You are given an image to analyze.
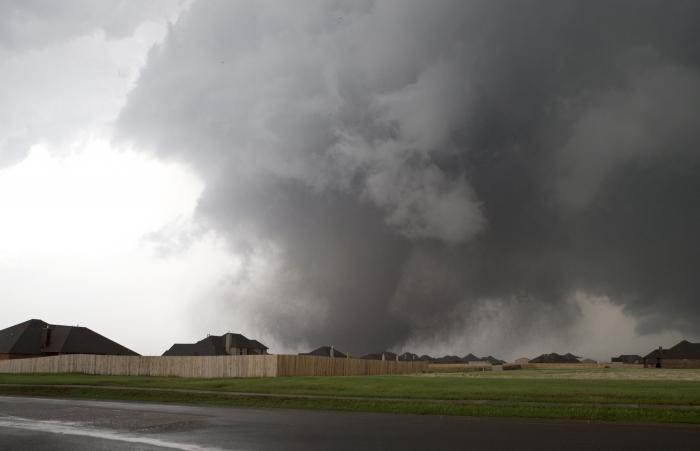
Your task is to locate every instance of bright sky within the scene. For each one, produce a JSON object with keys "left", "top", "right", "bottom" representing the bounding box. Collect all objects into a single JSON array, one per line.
[
  {"left": 0, "top": 2, "right": 241, "bottom": 355},
  {"left": 0, "top": 139, "right": 240, "bottom": 355}
]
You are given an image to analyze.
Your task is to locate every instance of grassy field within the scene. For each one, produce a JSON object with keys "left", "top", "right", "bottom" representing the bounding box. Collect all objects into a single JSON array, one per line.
[
  {"left": 457, "top": 368, "right": 700, "bottom": 381},
  {"left": 1, "top": 368, "right": 700, "bottom": 424}
]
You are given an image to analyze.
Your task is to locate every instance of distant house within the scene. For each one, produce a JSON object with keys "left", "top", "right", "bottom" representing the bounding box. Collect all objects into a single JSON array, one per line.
[
  {"left": 460, "top": 353, "right": 504, "bottom": 365},
  {"left": 301, "top": 346, "right": 347, "bottom": 358},
  {"left": 530, "top": 353, "right": 580, "bottom": 364},
  {"left": 643, "top": 341, "right": 700, "bottom": 368},
  {"left": 399, "top": 352, "right": 419, "bottom": 361},
  {"left": 362, "top": 351, "right": 398, "bottom": 361},
  {"left": 481, "top": 355, "right": 506, "bottom": 365},
  {"left": 611, "top": 355, "right": 643, "bottom": 364},
  {"left": 0, "top": 319, "right": 138, "bottom": 360},
  {"left": 432, "top": 355, "right": 465, "bottom": 364},
  {"left": 162, "top": 332, "right": 268, "bottom": 356},
  {"left": 515, "top": 357, "right": 530, "bottom": 365},
  {"left": 462, "top": 353, "right": 480, "bottom": 362}
]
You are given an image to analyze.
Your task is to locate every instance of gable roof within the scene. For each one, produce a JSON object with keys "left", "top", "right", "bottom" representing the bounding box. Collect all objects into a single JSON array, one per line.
[
  {"left": 611, "top": 354, "right": 643, "bottom": 363},
  {"left": 247, "top": 339, "right": 269, "bottom": 350},
  {"left": 0, "top": 319, "right": 138, "bottom": 356},
  {"left": 432, "top": 355, "right": 465, "bottom": 363},
  {"left": 462, "top": 353, "right": 480, "bottom": 362},
  {"left": 481, "top": 355, "right": 506, "bottom": 365},
  {"left": 644, "top": 348, "right": 664, "bottom": 359},
  {"left": 162, "top": 332, "right": 268, "bottom": 356},
  {"left": 530, "top": 352, "right": 580, "bottom": 363},
  {"left": 665, "top": 340, "right": 700, "bottom": 359},
  {"left": 645, "top": 341, "right": 700, "bottom": 360},
  {"left": 399, "top": 352, "right": 419, "bottom": 361},
  {"left": 362, "top": 351, "right": 398, "bottom": 360},
  {"left": 301, "top": 346, "right": 347, "bottom": 358}
]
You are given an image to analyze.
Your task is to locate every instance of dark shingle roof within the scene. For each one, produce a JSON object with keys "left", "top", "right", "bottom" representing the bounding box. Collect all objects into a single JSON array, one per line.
[
  {"left": 0, "top": 319, "right": 45, "bottom": 354},
  {"left": 162, "top": 332, "right": 268, "bottom": 356},
  {"left": 432, "top": 355, "right": 465, "bottom": 363},
  {"left": 362, "top": 351, "right": 398, "bottom": 360},
  {"left": 645, "top": 341, "right": 700, "bottom": 360},
  {"left": 462, "top": 353, "right": 480, "bottom": 362},
  {"left": 530, "top": 353, "right": 580, "bottom": 363},
  {"left": 0, "top": 319, "right": 138, "bottom": 356},
  {"left": 399, "top": 352, "right": 419, "bottom": 361},
  {"left": 611, "top": 355, "right": 643, "bottom": 363},
  {"left": 481, "top": 355, "right": 506, "bottom": 365},
  {"left": 665, "top": 340, "right": 700, "bottom": 359},
  {"left": 644, "top": 348, "right": 664, "bottom": 359},
  {"left": 247, "top": 339, "right": 269, "bottom": 350},
  {"left": 301, "top": 346, "right": 347, "bottom": 358}
]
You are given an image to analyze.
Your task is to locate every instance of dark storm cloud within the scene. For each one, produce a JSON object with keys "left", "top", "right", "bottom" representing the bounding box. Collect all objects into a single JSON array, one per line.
[{"left": 117, "top": 0, "right": 700, "bottom": 354}]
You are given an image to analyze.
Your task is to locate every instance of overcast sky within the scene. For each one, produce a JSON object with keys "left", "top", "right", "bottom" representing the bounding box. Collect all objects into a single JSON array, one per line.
[{"left": 1, "top": 0, "right": 699, "bottom": 360}]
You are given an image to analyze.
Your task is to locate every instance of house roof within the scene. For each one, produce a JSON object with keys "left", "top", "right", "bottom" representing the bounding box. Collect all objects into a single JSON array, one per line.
[
  {"left": 247, "top": 339, "right": 269, "bottom": 350},
  {"left": 665, "top": 340, "right": 700, "bottom": 359},
  {"left": 432, "top": 355, "right": 465, "bottom": 364},
  {"left": 462, "top": 353, "right": 480, "bottom": 362},
  {"left": 611, "top": 354, "right": 643, "bottom": 363},
  {"left": 530, "top": 352, "right": 580, "bottom": 363},
  {"left": 399, "top": 352, "right": 419, "bottom": 361},
  {"left": 645, "top": 341, "right": 700, "bottom": 360},
  {"left": 162, "top": 332, "right": 267, "bottom": 356},
  {"left": 481, "top": 355, "right": 506, "bottom": 365},
  {"left": 645, "top": 348, "right": 664, "bottom": 359},
  {"left": 163, "top": 336, "right": 223, "bottom": 356},
  {"left": 0, "top": 319, "right": 138, "bottom": 356},
  {"left": 301, "top": 346, "right": 347, "bottom": 358},
  {"left": 361, "top": 351, "right": 397, "bottom": 360}
]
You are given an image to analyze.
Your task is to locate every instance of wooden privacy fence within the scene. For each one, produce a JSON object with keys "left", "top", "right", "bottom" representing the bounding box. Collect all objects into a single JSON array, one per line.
[{"left": 0, "top": 354, "right": 427, "bottom": 378}]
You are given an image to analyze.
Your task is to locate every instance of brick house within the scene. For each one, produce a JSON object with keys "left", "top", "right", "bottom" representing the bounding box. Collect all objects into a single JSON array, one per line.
[
  {"left": 0, "top": 319, "right": 139, "bottom": 360},
  {"left": 162, "top": 332, "right": 268, "bottom": 356}
]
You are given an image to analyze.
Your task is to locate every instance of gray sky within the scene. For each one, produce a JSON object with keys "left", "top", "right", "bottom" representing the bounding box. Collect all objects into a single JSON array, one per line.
[{"left": 1, "top": 0, "right": 699, "bottom": 360}]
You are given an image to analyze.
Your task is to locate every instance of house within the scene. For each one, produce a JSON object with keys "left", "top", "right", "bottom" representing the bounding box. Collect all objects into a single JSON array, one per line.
[
  {"left": 462, "top": 353, "right": 480, "bottom": 362},
  {"left": 362, "top": 351, "right": 398, "bottom": 361},
  {"left": 611, "top": 355, "right": 643, "bottom": 364},
  {"left": 162, "top": 332, "right": 268, "bottom": 356},
  {"left": 515, "top": 357, "right": 530, "bottom": 365},
  {"left": 399, "top": 352, "right": 419, "bottom": 361},
  {"left": 0, "top": 319, "right": 138, "bottom": 360},
  {"left": 481, "top": 355, "right": 506, "bottom": 365},
  {"left": 643, "top": 341, "right": 700, "bottom": 368},
  {"left": 301, "top": 346, "right": 347, "bottom": 358},
  {"left": 432, "top": 355, "right": 465, "bottom": 364},
  {"left": 530, "top": 352, "right": 580, "bottom": 364}
]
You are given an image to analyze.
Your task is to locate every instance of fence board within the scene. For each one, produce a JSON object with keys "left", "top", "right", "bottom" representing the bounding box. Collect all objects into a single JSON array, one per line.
[{"left": 0, "top": 354, "right": 426, "bottom": 378}]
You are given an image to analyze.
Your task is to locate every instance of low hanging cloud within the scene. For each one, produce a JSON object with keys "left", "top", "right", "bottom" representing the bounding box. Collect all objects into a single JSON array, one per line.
[{"left": 118, "top": 0, "right": 700, "bottom": 356}]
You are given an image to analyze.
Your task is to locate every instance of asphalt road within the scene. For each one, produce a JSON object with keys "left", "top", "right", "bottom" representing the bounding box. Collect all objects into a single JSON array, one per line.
[{"left": 1, "top": 396, "right": 699, "bottom": 450}]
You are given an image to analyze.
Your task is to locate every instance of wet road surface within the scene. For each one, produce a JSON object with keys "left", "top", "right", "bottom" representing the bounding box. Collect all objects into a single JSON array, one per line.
[{"left": 1, "top": 395, "right": 699, "bottom": 450}]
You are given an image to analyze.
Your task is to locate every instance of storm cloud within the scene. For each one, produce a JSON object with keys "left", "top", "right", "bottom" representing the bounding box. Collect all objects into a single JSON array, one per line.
[{"left": 117, "top": 0, "right": 700, "bottom": 356}]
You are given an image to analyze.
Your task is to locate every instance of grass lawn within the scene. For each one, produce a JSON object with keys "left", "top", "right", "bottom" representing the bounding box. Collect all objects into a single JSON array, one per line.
[{"left": 2, "top": 369, "right": 700, "bottom": 424}]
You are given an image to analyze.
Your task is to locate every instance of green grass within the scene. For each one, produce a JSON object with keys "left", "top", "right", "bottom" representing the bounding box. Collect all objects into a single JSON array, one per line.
[
  {"left": 2, "top": 371, "right": 700, "bottom": 424},
  {"left": 1, "top": 384, "right": 699, "bottom": 424},
  {"left": 458, "top": 368, "right": 700, "bottom": 381},
  {"left": 2, "top": 372, "right": 700, "bottom": 406}
]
